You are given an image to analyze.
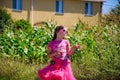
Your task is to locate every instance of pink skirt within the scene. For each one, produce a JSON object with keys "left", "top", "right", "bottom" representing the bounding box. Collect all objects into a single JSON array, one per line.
[{"left": 37, "top": 58, "right": 76, "bottom": 80}]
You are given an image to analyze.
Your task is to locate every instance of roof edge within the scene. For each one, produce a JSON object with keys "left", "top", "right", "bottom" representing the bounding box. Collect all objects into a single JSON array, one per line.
[{"left": 81, "top": 0, "right": 105, "bottom": 2}]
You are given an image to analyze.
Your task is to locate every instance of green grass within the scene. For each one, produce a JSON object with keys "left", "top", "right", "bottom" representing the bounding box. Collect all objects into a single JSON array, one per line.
[
  {"left": 0, "top": 54, "right": 120, "bottom": 80},
  {"left": 0, "top": 54, "right": 40, "bottom": 80}
]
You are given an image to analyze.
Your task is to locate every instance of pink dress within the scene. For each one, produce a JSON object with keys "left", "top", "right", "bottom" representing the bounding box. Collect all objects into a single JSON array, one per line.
[{"left": 38, "top": 39, "right": 76, "bottom": 80}]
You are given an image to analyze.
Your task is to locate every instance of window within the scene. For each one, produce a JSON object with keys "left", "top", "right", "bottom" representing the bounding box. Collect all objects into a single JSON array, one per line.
[
  {"left": 56, "top": 0, "right": 63, "bottom": 14},
  {"left": 13, "top": 0, "right": 22, "bottom": 11},
  {"left": 85, "top": 2, "right": 92, "bottom": 16}
]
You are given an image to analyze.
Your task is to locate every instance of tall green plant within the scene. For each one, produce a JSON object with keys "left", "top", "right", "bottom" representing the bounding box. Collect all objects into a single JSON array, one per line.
[
  {"left": 101, "top": 4, "right": 120, "bottom": 27},
  {"left": 70, "top": 20, "right": 120, "bottom": 79},
  {"left": 0, "top": 7, "right": 13, "bottom": 33},
  {"left": 0, "top": 20, "right": 56, "bottom": 64},
  {"left": 14, "top": 19, "right": 32, "bottom": 33}
]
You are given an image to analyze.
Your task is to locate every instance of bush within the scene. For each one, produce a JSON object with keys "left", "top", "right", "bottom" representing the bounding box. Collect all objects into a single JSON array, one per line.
[
  {"left": 69, "top": 20, "right": 120, "bottom": 79},
  {"left": 14, "top": 19, "right": 32, "bottom": 33},
  {"left": 0, "top": 7, "right": 13, "bottom": 33},
  {"left": 101, "top": 4, "right": 120, "bottom": 27},
  {"left": 0, "top": 20, "right": 56, "bottom": 64}
]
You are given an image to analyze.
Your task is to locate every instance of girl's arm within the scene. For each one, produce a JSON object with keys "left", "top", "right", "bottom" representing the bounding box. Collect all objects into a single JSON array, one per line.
[
  {"left": 68, "top": 44, "right": 81, "bottom": 56},
  {"left": 47, "top": 47, "right": 58, "bottom": 58}
]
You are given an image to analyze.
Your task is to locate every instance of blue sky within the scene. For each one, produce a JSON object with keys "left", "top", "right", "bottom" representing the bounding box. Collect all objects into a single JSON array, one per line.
[{"left": 102, "top": 0, "right": 119, "bottom": 14}]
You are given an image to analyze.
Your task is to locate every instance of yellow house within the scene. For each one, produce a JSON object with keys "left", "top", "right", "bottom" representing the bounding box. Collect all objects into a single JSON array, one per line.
[{"left": 0, "top": 0, "right": 105, "bottom": 28}]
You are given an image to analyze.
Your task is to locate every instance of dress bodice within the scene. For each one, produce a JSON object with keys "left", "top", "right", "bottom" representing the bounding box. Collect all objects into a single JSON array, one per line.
[{"left": 48, "top": 39, "right": 70, "bottom": 60}]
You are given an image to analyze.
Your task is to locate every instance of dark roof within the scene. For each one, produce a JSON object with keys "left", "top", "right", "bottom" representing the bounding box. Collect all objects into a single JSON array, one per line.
[{"left": 81, "top": 0, "right": 105, "bottom": 2}]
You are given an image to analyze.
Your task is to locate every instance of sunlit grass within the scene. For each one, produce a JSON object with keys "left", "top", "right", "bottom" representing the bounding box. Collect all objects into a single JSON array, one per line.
[
  {"left": 0, "top": 54, "right": 120, "bottom": 80},
  {"left": 0, "top": 54, "right": 40, "bottom": 80}
]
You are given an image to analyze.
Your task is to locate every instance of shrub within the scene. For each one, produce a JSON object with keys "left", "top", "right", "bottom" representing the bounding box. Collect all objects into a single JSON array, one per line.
[
  {"left": 0, "top": 7, "right": 13, "bottom": 33},
  {"left": 101, "top": 4, "right": 120, "bottom": 27},
  {"left": 14, "top": 19, "right": 32, "bottom": 33}
]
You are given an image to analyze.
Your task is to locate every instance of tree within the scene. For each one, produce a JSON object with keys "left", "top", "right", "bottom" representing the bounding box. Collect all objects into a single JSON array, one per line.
[
  {"left": 101, "top": 4, "right": 120, "bottom": 26},
  {"left": 118, "top": 0, "right": 120, "bottom": 4},
  {"left": 0, "top": 7, "right": 13, "bottom": 33}
]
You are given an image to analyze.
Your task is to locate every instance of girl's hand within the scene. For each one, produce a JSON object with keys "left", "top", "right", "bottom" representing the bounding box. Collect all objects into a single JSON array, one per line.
[
  {"left": 68, "top": 44, "right": 81, "bottom": 56},
  {"left": 55, "top": 51, "right": 61, "bottom": 56},
  {"left": 73, "top": 44, "right": 81, "bottom": 50},
  {"left": 55, "top": 49, "right": 62, "bottom": 56}
]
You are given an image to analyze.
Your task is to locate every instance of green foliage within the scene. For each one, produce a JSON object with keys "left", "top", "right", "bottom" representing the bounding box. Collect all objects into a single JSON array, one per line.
[
  {"left": 0, "top": 18, "right": 120, "bottom": 79},
  {"left": 14, "top": 19, "right": 32, "bottom": 33},
  {"left": 70, "top": 20, "right": 120, "bottom": 80},
  {"left": 0, "top": 20, "right": 57, "bottom": 64},
  {"left": 39, "top": 20, "right": 56, "bottom": 38},
  {"left": 0, "top": 7, "right": 13, "bottom": 33},
  {"left": 101, "top": 4, "right": 120, "bottom": 27}
]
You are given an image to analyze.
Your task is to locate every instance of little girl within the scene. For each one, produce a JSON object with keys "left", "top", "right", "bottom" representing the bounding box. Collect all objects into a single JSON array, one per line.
[{"left": 38, "top": 25, "right": 81, "bottom": 80}]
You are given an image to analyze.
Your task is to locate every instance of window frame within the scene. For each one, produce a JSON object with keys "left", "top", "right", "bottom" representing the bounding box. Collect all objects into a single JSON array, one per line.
[
  {"left": 56, "top": 0, "right": 64, "bottom": 14},
  {"left": 85, "top": 2, "right": 92, "bottom": 16},
  {"left": 13, "top": 0, "right": 22, "bottom": 11}
]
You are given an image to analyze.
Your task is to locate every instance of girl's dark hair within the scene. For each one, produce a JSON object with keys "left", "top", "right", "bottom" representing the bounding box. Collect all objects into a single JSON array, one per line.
[{"left": 52, "top": 25, "right": 64, "bottom": 41}]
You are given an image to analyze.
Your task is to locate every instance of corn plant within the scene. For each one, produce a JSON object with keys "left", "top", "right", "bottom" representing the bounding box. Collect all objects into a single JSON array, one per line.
[{"left": 0, "top": 17, "right": 120, "bottom": 79}]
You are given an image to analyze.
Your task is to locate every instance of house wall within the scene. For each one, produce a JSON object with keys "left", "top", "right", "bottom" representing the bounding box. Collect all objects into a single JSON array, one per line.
[
  {"left": 0, "top": 0, "right": 31, "bottom": 21},
  {"left": 0, "top": 0, "right": 102, "bottom": 28},
  {"left": 33, "top": 0, "right": 102, "bottom": 27}
]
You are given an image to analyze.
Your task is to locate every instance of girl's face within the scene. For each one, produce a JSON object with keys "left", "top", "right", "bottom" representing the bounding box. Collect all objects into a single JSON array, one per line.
[{"left": 57, "top": 28, "right": 68, "bottom": 39}]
